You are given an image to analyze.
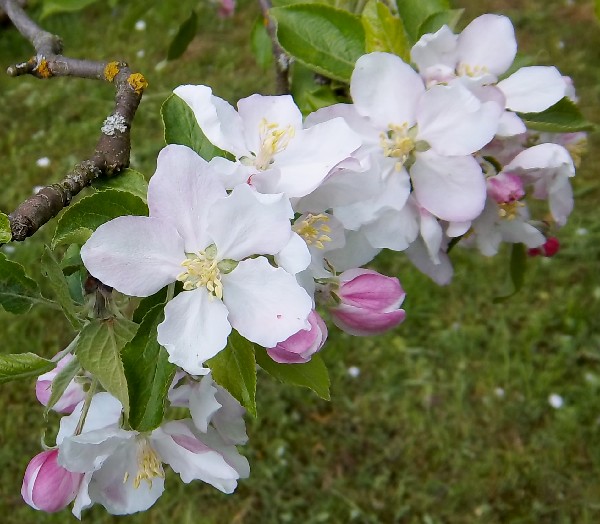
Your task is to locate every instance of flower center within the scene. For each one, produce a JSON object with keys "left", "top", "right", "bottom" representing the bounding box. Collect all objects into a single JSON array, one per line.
[
  {"left": 130, "top": 438, "right": 164, "bottom": 489},
  {"left": 498, "top": 201, "right": 525, "bottom": 220},
  {"left": 380, "top": 123, "right": 415, "bottom": 170},
  {"left": 177, "top": 249, "right": 223, "bottom": 299},
  {"left": 249, "top": 118, "right": 296, "bottom": 171},
  {"left": 294, "top": 214, "right": 332, "bottom": 250},
  {"left": 456, "top": 63, "right": 490, "bottom": 78}
]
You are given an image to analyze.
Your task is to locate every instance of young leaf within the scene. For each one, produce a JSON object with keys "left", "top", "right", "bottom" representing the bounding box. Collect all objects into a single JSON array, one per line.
[
  {"left": 0, "top": 253, "right": 42, "bottom": 314},
  {"left": 270, "top": 4, "right": 365, "bottom": 82},
  {"left": 40, "top": 0, "right": 99, "bottom": 19},
  {"left": 45, "top": 355, "right": 82, "bottom": 414},
  {"left": 251, "top": 15, "right": 274, "bottom": 70},
  {"left": 92, "top": 169, "right": 148, "bottom": 202},
  {"left": 362, "top": 0, "right": 410, "bottom": 61},
  {"left": 255, "top": 347, "right": 330, "bottom": 400},
  {"left": 418, "top": 8, "right": 463, "bottom": 38},
  {"left": 0, "top": 212, "right": 11, "bottom": 244},
  {"left": 0, "top": 353, "right": 55, "bottom": 384},
  {"left": 122, "top": 305, "right": 176, "bottom": 432},
  {"left": 41, "top": 246, "right": 83, "bottom": 329},
  {"left": 493, "top": 243, "right": 527, "bottom": 303},
  {"left": 161, "top": 94, "right": 233, "bottom": 161},
  {"left": 395, "top": 0, "right": 450, "bottom": 42},
  {"left": 207, "top": 331, "right": 257, "bottom": 417},
  {"left": 76, "top": 319, "right": 138, "bottom": 416},
  {"left": 167, "top": 10, "right": 198, "bottom": 61},
  {"left": 519, "top": 97, "right": 596, "bottom": 133},
  {"left": 52, "top": 189, "right": 148, "bottom": 248}
]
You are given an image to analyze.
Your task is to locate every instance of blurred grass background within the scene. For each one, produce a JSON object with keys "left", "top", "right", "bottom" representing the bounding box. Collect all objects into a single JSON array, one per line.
[{"left": 0, "top": 0, "right": 599, "bottom": 522}]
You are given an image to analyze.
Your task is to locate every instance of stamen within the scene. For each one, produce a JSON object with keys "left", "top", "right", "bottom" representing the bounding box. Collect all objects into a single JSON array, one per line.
[
  {"left": 294, "top": 214, "right": 333, "bottom": 249},
  {"left": 177, "top": 249, "right": 223, "bottom": 299},
  {"left": 498, "top": 201, "right": 525, "bottom": 220},
  {"left": 456, "top": 63, "right": 489, "bottom": 77},
  {"left": 133, "top": 438, "right": 164, "bottom": 489},
  {"left": 253, "top": 118, "right": 296, "bottom": 170},
  {"left": 380, "top": 123, "right": 415, "bottom": 170}
]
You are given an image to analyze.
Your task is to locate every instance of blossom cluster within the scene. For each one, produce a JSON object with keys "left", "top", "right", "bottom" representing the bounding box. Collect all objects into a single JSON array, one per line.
[{"left": 22, "top": 14, "right": 583, "bottom": 517}]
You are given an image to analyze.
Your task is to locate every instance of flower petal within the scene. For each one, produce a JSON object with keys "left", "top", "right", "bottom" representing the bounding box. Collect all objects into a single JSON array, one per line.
[
  {"left": 497, "top": 66, "right": 566, "bottom": 113},
  {"left": 188, "top": 376, "right": 222, "bottom": 433}
]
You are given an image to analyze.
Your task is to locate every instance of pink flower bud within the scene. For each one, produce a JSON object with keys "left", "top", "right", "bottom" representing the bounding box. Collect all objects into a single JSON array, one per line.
[
  {"left": 36, "top": 354, "right": 85, "bottom": 414},
  {"left": 267, "top": 310, "right": 328, "bottom": 364},
  {"left": 487, "top": 172, "right": 525, "bottom": 204},
  {"left": 21, "top": 449, "right": 83, "bottom": 513},
  {"left": 331, "top": 269, "right": 406, "bottom": 336},
  {"left": 528, "top": 236, "right": 560, "bottom": 257},
  {"left": 218, "top": 0, "right": 235, "bottom": 18}
]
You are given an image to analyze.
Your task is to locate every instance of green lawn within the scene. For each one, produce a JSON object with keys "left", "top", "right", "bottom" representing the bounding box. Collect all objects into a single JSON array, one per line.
[{"left": 1, "top": 0, "right": 599, "bottom": 522}]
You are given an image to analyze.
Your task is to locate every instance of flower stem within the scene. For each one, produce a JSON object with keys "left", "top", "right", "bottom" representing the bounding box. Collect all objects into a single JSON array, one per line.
[{"left": 74, "top": 378, "right": 98, "bottom": 436}]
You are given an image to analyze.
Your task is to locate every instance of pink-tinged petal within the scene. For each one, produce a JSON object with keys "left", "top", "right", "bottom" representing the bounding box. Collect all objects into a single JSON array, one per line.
[
  {"left": 497, "top": 66, "right": 565, "bottom": 113},
  {"left": 173, "top": 85, "right": 247, "bottom": 157},
  {"left": 332, "top": 303, "right": 405, "bottom": 336},
  {"left": 338, "top": 269, "right": 405, "bottom": 311},
  {"left": 36, "top": 354, "right": 85, "bottom": 414},
  {"left": 237, "top": 94, "right": 302, "bottom": 154},
  {"left": 417, "top": 83, "right": 502, "bottom": 155},
  {"left": 81, "top": 216, "right": 184, "bottom": 297},
  {"left": 158, "top": 289, "right": 232, "bottom": 375},
  {"left": 405, "top": 239, "right": 454, "bottom": 285},
  {"left": 457, "top": 14, "right": 516, "bottom": 77},
  {"left": 188, "top": 376, "right": 222, "bottom": 433},
  {"left": 411, "top": 151, "right": 486, "bottom": 222},
  {"left": 497, "top": 111, "right": 527, "bottom": 137},
  {"left": 267, "top": 310, "right": 327, "bottom": 364},
  {"left": 411, "top": 25, "right": 458, "bottom": 77},
  {"left": 22, "top": 450, "right": 83, "bottom": 513},
  {"left": 152, "top": 421, "right": 243, "bottom": 493},
  {"left": 148, "top": 145, "right": 227, "bottom": 253},
  {"left": 208, "top": 184, "right": 293, "bottom": 260},
  {"left": 351, "top": 52, "right": 424, "bottom": 128},
  {"left": 222, "top": 257, "right": 312, "bottom": 347},
  {"left": 275, "top": 232, "right": 312, "bottom": 275}
]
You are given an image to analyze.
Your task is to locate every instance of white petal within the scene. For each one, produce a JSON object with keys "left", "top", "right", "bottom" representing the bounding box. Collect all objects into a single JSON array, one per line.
[
  {"left": 360, "top": 202, "right": 419, "bottom": 252},
  {"left": 237, "top": 94, "right": 302, "bottom": 154},
  {"left": 174, "top": 85, "right": 247, "bottom": 157},
  {"left": 411, "top": 151, "right": 486, "bottom": 222},
  {"left": 496, "top": 111, "right": 527, "bottom": 137},
  {"left": 148, "top": 145, "right": 227, "bottom": 253},
  {"left": 72, "top": 473, "right": 93, "bottom": 519},
  {"left": 498, "top": 66, "right": 566, "bottom": 113},
  {"left": 275, "top": 232, "right": 312, "bottom": 275},
  {"left": 324, "top": 229, "right": 381, "bottom": 271},
  {"left": 208, "top": 184, "right": 293, "bottom": 260},
  {"left": 417, "top": 82, "right": 502, "bottom": 155},
  {"left": 81, "top": 216, "right": 184, "bottom": 297},
  {"left": 208, "top": 155, "right": 250, "bottom": 189},
  {"left": 405, "top": 239, "right": 453, "bottom": 285},
  {"left": 457, "top": 14, "right": 516, "bottom": 77},
  {"left": 419, "top": 208, "right": 443, "bottom": 264},
  {"left": 446, "top": 220, "right": 471, "bottom": 237},
  {"left": 189, "top": 376, "right": 222, "bottom": 433},
  {"left": 222, "top": 257, "right": 312, "bottom": 347},
  {"left": 411, "top": 25, "right": 458, "bottom": 75},
  {"left": 351, "top": 52, "right": 424, "bottom": 128},
  {"left": 549, "top": 175, "right": 574, "bottom": 226},
  {"left": 157, "top": 289, "right": 232, "bottom": 375}
]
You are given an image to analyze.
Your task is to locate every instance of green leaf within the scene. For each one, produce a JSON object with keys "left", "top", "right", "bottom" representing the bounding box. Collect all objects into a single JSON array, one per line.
[
  {"left": 0, "top": 253, "right": 42, "bottom": 314},
  {"left": 52, "top": 189, "right": 148, "bottom": 248},
  {"left": 161, "top": 94, "right": 233, "bottom": 161},
  {"left": 92, "top": 169, "right": 148, "bottom": 202},
  {"left": 40, "top": 0, "right": 99, "bottom": 19},
  {"left": 76, "top": 319, "right": 138, "bottom": 416},
  {"left": 255, "top": 347, "right": 330, "bottom": 400},
  {"left": 494, "top": 243, "right": 527, "bottom": 303},
  {"left": 596, "top": 0, "right": 600, "bottom": 20},
  {"left": 132, "top": 288, "right": 168, "bottom": 324},
  {"left": 0, "top": 212, "right": 11, "bottom": 244},
  {"left": 362, "top": 0, "right": 410, "bottom": 61},
  {"left": 395, "top": 0, "right": 450, "bottom": 42},
  {"left": 251, "top": 15, "right": 274, "bottom": 70},
  {"left": 167, "top": 10, "right": 198, "bottom": 61},
  {"left": 271, "top": 4, "right": 365, "bottom": 83},
  {"left": 418, "top": 8, "right": 463, "bottom": 37},
  {"left": 45, "top": 355, "right": 82, "bottom": 413},
  {"left": 0, "top": 353, "right": 55, "bottom": 384},
  {"left": 41, "top": 246, "right": 82, "bottom": 329},
  {"left": 122, "top": 305, "right": 175, "bottom": 432},
  {"left": 207, "top": 331, "right": 257, "bottom": 417},
  {"left": 519, "top": 97, "right": 596, "bottom": 133}
]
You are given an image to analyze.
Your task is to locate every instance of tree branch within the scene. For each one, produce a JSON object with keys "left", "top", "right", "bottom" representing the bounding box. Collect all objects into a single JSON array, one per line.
[
  {"left": 258, "top": 0, "right": 290, "bottom": 95},
  {"left": 0, "top": 0, "right": 148, "bottom": 242}
]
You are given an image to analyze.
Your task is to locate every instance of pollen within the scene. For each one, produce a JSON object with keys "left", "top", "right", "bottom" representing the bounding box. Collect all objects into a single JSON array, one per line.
[
  {"left": 294, "top": 214, "right": 332, "bottom": 249},
  {"left": 104, "top": 61, "right": 120, "bottom": 82},
  {"left": 456, "top": 63, "right": 489, "bottom": 78},
  {"left": 380, "top": 123, "right": 415, "bottom": 170},
  {"left": 251, "top": 118, "right": 295, "bottom": 171},
  {"left": 177, "top": 250, "right": 223, "bottom": 299},
  {"left": 498, "top": 201, "right": 525, "bottom": 220},
  {"left": 132, "top": 439, "right": 164, "bottom": 489},
  {"left": 36, "top": 59, "right": 52, "bottom": 78},
  {"left": 127, "top": 73, "right": 148, "bottom": 94}
]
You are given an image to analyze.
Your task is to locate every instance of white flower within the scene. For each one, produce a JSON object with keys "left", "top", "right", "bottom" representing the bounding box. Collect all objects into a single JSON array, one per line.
[{"left": 81, "top": 144, "right": 312, "bottom": 375}]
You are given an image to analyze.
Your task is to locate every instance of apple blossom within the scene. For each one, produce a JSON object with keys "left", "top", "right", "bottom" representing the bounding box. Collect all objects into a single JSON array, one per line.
[
  {"left": 36, "top": 353, "right": 85, "bottom": 414},
  {"left": 267, "top": 310, "right": 328, "bottom": 364}
]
